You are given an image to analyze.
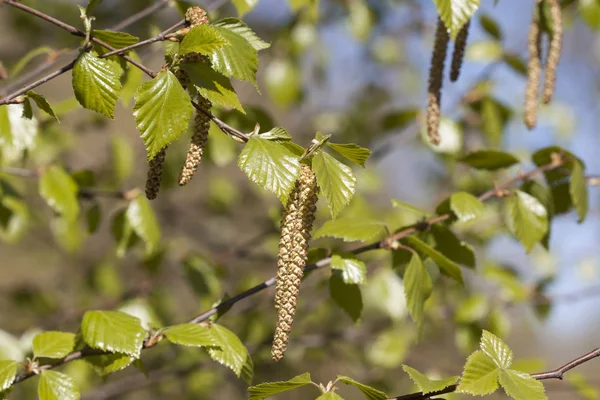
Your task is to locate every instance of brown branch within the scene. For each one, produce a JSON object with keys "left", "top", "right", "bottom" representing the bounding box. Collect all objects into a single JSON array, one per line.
[{"left": 392, "top": 348, "right": 600, "bottom": 400}]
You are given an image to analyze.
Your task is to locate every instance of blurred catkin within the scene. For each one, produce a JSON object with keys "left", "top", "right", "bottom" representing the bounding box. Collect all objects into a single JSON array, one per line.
[
  {"left": 542, "top": 0, "right": 562, "bottom": 104},
  {"left": 450, "top": 19, "right": 470, "bottom": 82},
  {"left": 145, "top": 148, "right": 166, "bottom": 200},
  {"left": 524, "top": 9, "right": 542, "bottom": 130},
  {"left": 272, "top": 164, "right": 318, "bottom": 362},
  {"left": 426, "top": 18, "right": 449, "bottom": 145},
  {"left": 179, "top": 97, "right": 211, "bottom": 186}
]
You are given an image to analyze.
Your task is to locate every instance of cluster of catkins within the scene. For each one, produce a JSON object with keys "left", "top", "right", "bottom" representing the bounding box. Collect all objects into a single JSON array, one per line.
[
  {"left": 145, "top": 6, "right": 212, "bottom": 200},
  {"left": 426, "top": 0, "right": 562, "bottom": 144}
]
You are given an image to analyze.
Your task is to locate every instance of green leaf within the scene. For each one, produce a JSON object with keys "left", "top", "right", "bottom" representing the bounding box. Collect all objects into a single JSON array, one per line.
[
  {"left": 209, "top": 21, "right": 260, "bottom": 86},
  {"left": 403, "top": 254, "right": 432, "bottom": 331},
  {"left": 86, "top": 0, "right": 103, "bottom": 14},
  {"left": 460, "top": 150, "right": 519, "bottom": 170},
  {"left": 0, "top": 104, "right": 38, "bottom": 153},
  {"left": 25, "top": 91, "right": 59, "bottom": 121},
  {"left": 163, "top": 323, "right": 218, "bottom": 347},
  {"left": 315, "top": 217, "right": 386, "bottom": 243},
  {"left": 126, "top": 196, "right": 160, "bottom": 255},
  {"left": 367, "top": 327, "right": 412, "bottom": 368},
  {"left": 336, "top": 375, "right": 388, "bottom": 400},
  {"left": 312, "top": 151, "right": 356, "bottom": 219},
  {"left": 326, "top": 143, "right": 371, "bottom": 167},
  {"left": 316, "top": 393, "right": 344, "bottom": 400},
  {"left": 237, "top": 137, "right": 301, "bottom": 204},
  {"left": 579, "top": 0, "right": 600, "bottom": 30},
  {"left": 480, "top": 330, "right": 513, "bottom": 369},
  {"left": 450, "top": 192, "right": 484, "bottom": 222},
  {"left": 570, "top": 160, "right": 588, "bottom": 223},
  {"left": 431, "top": 225, "right": 475, "bottom": 268},
  {"left": 72, "top": 52, "right": 122, "bottom": 118},
  {"left": 433, "top": 0, "right": 480, "bottom": 40},
  {"left": 329, "top": 272, "right": 362, "bottom": 322},
  {"left": 0, "top": 360, "right": 17, "bottom": 391},
  {"left": 212, "top": 18, "right": 270, "bottom": 51},
  {"left": 457, "top": 350, "right": 500, "bottom": 395},
  {"left": 32, "top": 332, "right": 76, "bottom": 359},
  {"left": 181, "top": 60, "right": 244, "bottom": 112},
  {"left": 81, "top": 310, "right": 147, "bottom": 357},
  {"left": 404, "top": 236, "right": 462, "bottom": 283},
  {"left": 381, "top": 108, "right": 419, "bottom": 131},
  {"left": 207, "top": 324, "right": 250, "bottom": 377},
  {"left": 38, "top": 370, "right": 80, "bottom": 400},
  {"left": 232, "top": 0, "right": 259, "bottom": 17},
  {"left": 330, "top": 253, "right": 366, "bottom": 284},
  {"left": 39, "top": 166, "right": 80, "bottom": 222},
  {"left": 93, "top": 30, "right": 139, "bottom": 49},
  {"left": 179, "top": 25, "right": 228, "bottom": 56},
  {"left": 503, "top": 53, "right": 527, "bottom": 76},
  {"left": 133, "top": 70, "right": 193, "bottom": 160},
  {"left": 248, "top": 372, "right": 312, "bottom": 400},
  {"left": 259, "top": 127, "right": 292, "bottom": 141},
  {"left": 86, "top": 353, "right": 134, "bottom": 376},
  {"left": 455, "top": 294, "right": 488, "bottom": 323},
  {"left": 402, "top": 365, "right": 458, "bottom": 395},
  {"left": 480, "top": 14, "right": 502, "bottom": 40},
  {"left": 264, "top": 58, "right": 301, "bottom": 109},
  {"left": 499, "top": 370, "right": 547, "bottom": 400},
  {"left": 506, "top": 190, "right": 548, "bottom": 252},
  {"left": 391, "top": 199, "right": 429, "bottom": 217}
]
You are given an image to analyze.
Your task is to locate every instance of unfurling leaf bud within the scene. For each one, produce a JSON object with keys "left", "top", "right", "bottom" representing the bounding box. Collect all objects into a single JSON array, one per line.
[
  {"left": 179, "top": 96, "right": 211, "bottom": 186},
  {"left": 272, "top": 164, "right": 318, "bottom": 362},
  {"left": 145, "top": 148, "right": 166, "bottom": 200},
  {"left": 450, "top": 19, "right": 470, "bottom": 82},
  {"left": 426, "top": 18, "right": 450, "bottom": 145}
]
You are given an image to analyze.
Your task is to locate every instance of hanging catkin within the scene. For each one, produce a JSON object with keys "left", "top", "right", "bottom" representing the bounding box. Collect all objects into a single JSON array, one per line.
[
  {"left": 542, "top": 0, "right": 562, "bottom": 104},
  {"left": 145, "top": 148, "right": 166, "bottom": 200},
  {"left": 272, "top": 164, "right": 318, "bottom": 362},
  {"left": 179, "top": 97, "right": 211, "bottom": 186},
  {"left": 426, "top": 18, "right": 450, "bottom": 145},
  {"left": 524, "top": 8, "right": 542, "bottom": 130},
  {"left": 450, "top": 19, "right": 470, "bottom": 82}
]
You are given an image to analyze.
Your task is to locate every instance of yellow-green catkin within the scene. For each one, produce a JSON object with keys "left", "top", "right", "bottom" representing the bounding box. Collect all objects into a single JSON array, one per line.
[
  {"left": 179, "top": 97, "right": 211, "bottom": 186},
  {"left": 450, "top": 19, "right": 470, "bottom": 82},
  {"left": 272, "top": 164, "right": 318, "bottom": 362},
  {"left": 524, "top": 9, "right": 542, "bottom": 130},
  {"left": 426, "top": 18, "right": 450, "bottom": 145},
  {"left": 542, "top": 0, "right": 562, "bottom": 104},
  {"left": 145, "top": 148, "right": 166, "bottom": 200}
]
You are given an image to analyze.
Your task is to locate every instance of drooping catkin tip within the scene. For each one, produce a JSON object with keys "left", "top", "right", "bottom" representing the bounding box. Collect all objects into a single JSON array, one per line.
[
  {"left": 145, "top": 148, "right": 167, "bottom": 200},
  {"left": 450, "top": 19, "right": 470, "bottom": 82},
  {"left": 542, "top": 0, "right": 562, "bottom": 104},
  {"left": 524, "top": 10, "right": 542, "bottom": 130},
  {"left": 426, "top": 18, "right": 449, "bottom": 145},
  {"left": 178, "top": 97, "right": 211, "bottom": 186}
]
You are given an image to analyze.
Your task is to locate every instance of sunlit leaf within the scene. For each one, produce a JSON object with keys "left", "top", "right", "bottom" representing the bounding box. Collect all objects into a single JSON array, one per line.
[
  {"left": 450, "top": 192, "right": 484, "bottom": 222},
  {"left": 207, "top": 324, "right": 250, "bottom": 377},
  {"left": 312, "top": 151, "right": 356, "bottom": 219},
  {"left": 232, "top": 0, "right": 259, "bottom": 17},
  {"left": 404, "top": 236, "right": 462, "bottom": 283},
  {"left": 457, "top": 350, "right": 500, "bottom": 395},
  {"left": 72, "top": 52, "right": 122, "bottom": 118},
  {"left": 163, "top": 324, "right": 218, "bottom": 348},
  {"left": 402, "top": 365, "right": 458, "bottom": 394},
  {"left": 0, "top": 360, "right": 17, "bottom": 392},
  {"left": 179, "top": 25, "right": 228, "bottom": 55},
  {"left": 32, "top": 332, "right": 76, "bottom": 359},
  {"left": 480, "top": 330, "right": 513, "bottom": 370},
  {"left": 403, "top": 254, "right": 432, "bottom": 331},
  {"left": 126, "top": 196, "right": 160, "bottom": 255},
  {"left": 499, "top": 370, "right": 547, "bottom": 400},
  {"left": 506, "top": 190, "right": 548, "bottom": 252},
  {"left": 93, "top": 30, "right": 139, "bottom": 49},
  {"left": 25, "top": 91, "right": 59, "bottom": 121},
  {"left": 337, "top": 375, "right": 388, "bottom": 400},
  {"left": 38, "top": 370, "right": 80, "bottom": 400},
  {"left": 327, "top": 142, "right": 371, "bottom": 167},
  {"left": 330, "top": 253, "right": 367, "bottom": 284},
  {"left": 433, "top": 0, "right": 480, "bottom": 40},
  {"left": 181, "top": 60, "right": 244, "bottom": 112},
  {"left": 81, "top": 310, "right": 147, "bottom": 357},
  {"left": 39, "top": 166, "right": 80, "bottom": 222},
  {"left": 248, "top": 372, "right": 312, "bottom": 400}
]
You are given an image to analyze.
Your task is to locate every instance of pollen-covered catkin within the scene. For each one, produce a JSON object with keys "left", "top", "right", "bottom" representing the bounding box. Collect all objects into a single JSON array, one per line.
[
  {"left": 178, "top": 97, "right": 211, "bottom": 186},
  {"left": 426, "top": 18, "right": 450, "bottom": 145},
  {"left": 145, "top": 148, "right": 166, "bottom": 200},
  {"left": 450, "top": 19, "right": 470, "bottom": 82},
  {"left": 272, "top": 164, "right": 318, "bottom": 362},
  {"left": 542, "top": 0, "right": 562, "bottom": 104},
  {"left": 524, "top": 10, "right": 542, "bottom": 130}
]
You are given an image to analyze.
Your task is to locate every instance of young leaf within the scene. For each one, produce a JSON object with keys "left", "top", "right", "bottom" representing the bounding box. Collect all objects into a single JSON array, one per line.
[
  {"left": 232, "top": 0, "right": 259, "bottom": 17},
  {"left": 133, "top": 70, "right": 193, "bottom": 160},
  {"left": 404, "top": 236, "right": 462, "bottom": 283},
  {"left": 125, "top": 196, "right": 160, "bottom": 255},
  {"left": 506, "top": 190, "right": 548, "bottom": 252},
  {"left": 72, "top": 52, "right": 122, "bottom": 118},
  {"left": 209, "top": 22, "right": 259, "bottom": 86},
  {"left": 316, "top": 393, "right": 344, "bottom": 400},
  {"left": 327, "top": 143, "right": 371, "bottom": 167},
  {"left": 212, "top": 18, "right": 270, "bottom": 51},
  {"left": 432, "top": 0, "right": 480, "bottom": 40},
  {"left": 0, "top": 360, "right": 18, "bottom": 391},
  {"left": 330, "top": 253, "right": 367, "bottom": 284},
  {"left": 329, "top": 272, "right": 363, "bottom": 322},
  {"left": 93, "top": 30, "right": 139, "bottom": 49},
  {"left": 314, "top": 218, "right": 386, "bottom": 243},
  {"left": 336, "top": 375, "right": 388, "bottom": 400},
  {"left": 86, "top": 353, "right": 134, "bottom": 376},
  {"left": 312, "top": 151, "right": 357, "bottom": 219},
  {"left": 499, "top": 370, "right": 547, "bottom": 400},
  {"left": 39, "top": 166, "right": 80, "bottom": 222},
  {"left": 179, "top": 25, "right": 228, "bottom": 55},
  {"left": 32, "top": 331, "right": 76, "bottom": 359},
  {"left": 207, "top": 324, "right": 250, "bottom": 377},
  {"left": 181, "top": 61, "right": 244, "bottom": 112},
  {"left": 38, "top": 370, "right": 80, "bottom": 400},
  {"left": 237, "top": 137, "right": 301, "bottom": 204},
  {"left": 480, "top": 330, "right": 513, "bottom": 370},
  {"left": 401, "top": 365, "right": 458, "bottom": 395},
  {"left": 25, "top": 91, "right": 59, "bottom": 121},
  {"left": 460, "top": 150, "right": 519, "bottom": 170},
  {"left": 450, "top": 192, "right": 484, "bottom": 222},
  {"left": 248, "top": 372, "right": 312, "bottom": 400},
  {"left": 81, "top": 310, "right": 147, "bottom": 357},
  {"left": 403, "top": 254, "right": 432, "bottom": 331},
  {"left": 570, "top": 160, "right": 588, "bottom": 223},
  {"left": 163, "top": 323, "right": 218, "bottom": 347},
  {"left": 431, "top": 225, "right": 475, "bottom": 268},
  {"left": 457, "top": 350, "right": 500, "bottom": 395},
  {"left": 259, "top": 127, "right": 292, "bottom": 141}
]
